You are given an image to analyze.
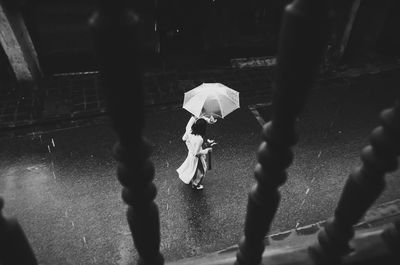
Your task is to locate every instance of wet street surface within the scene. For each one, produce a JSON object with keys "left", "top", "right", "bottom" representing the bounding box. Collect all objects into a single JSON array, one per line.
[{"left": 0, "top": 71, "right": 400, "bottom": 264}]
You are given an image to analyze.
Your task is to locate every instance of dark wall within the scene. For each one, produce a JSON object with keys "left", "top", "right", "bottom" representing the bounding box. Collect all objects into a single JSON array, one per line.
[
  {"left": 22, "top": 2, "right": 98, "bottom": 74},
  {"left": 376, "top": 0, "right": 400, "bottom": 56},
  {"left": 19, "top": 1, "right": 293, "bottom": 74},
  {"left": 343, "top": 0, "right": 399, "bottom": 62},
  {"left": 12, "top": 0, "right": 400, "bottom": 75}
]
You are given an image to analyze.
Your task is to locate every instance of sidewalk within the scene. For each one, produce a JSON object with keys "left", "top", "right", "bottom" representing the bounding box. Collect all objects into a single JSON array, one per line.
[
  {"left": 1, "top": 58, "right": 400, "bottom": 133},
  {"left": 169, "top": 199, "right": 400, "bottom": 265}
]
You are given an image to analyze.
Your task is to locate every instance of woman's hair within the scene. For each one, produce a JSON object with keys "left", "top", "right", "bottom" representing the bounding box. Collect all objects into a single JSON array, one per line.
[{"left": 191, "top": 118, "right": 207, "bottom": 137}]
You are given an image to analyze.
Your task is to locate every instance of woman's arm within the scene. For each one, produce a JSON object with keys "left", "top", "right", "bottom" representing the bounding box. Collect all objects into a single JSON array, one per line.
[
  {"left": 185, "top": 116, "right": 197, "bottom": 133},
  {"left": 194, "top": 138, "right": 211, "bottom": 156},
  {"left": 182, "top": 116, "right": 197, "bottom": 141}
]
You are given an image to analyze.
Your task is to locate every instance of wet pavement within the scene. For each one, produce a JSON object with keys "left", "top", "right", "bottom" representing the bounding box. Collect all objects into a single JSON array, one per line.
[{"left": 0, "top": 67, "right": 400, "bottom": 264}]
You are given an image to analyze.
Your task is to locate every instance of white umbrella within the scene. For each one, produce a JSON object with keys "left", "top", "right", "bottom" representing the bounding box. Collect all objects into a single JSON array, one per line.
[{"left": 183, "top": 83, "right": 240, "bottom": 118}]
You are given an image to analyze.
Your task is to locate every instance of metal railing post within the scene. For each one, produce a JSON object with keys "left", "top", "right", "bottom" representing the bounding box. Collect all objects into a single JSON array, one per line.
[
  {"left": 0, "top": 197, "right": 38, "bottom": 265},
  {"left": 235, "top": 0, "right": 333, "bottom": 264},
  {"left": 89, "top": 1, "right": 164, "bottom": 264},
  {"left": 310, "top": 97, "right": 400, "bottom": 264},
  {"left": 382, "top": 219, "right": 400, "bottom": 258}
]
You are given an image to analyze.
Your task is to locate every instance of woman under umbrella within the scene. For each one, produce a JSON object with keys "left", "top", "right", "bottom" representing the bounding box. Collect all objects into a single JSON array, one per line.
[
  {"left": 176, "top": 115, "right": 216, "bottom": 190},
  {"left": 178, "top": 83, "right": 239, "bottom": 190}
]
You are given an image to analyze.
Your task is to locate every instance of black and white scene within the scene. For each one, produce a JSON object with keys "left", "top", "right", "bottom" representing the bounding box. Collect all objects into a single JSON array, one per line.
[{"left": 0, "top": 0, "right": 400, "bottom": 264}]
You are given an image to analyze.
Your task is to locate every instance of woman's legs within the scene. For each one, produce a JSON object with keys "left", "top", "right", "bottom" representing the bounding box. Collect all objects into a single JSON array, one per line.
[{"left": 191, "top": 161, "right": 205, "bottom": 189}]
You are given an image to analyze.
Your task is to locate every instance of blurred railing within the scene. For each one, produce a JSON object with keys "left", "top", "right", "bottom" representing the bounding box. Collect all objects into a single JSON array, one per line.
[{"left": 0, "top": 0, "right": 399, "bottom": 265}]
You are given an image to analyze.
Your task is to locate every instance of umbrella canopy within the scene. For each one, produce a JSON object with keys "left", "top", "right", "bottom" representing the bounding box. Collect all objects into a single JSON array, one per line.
[{"left": 183, "top": 83, "right": 240, "bottom": 118}]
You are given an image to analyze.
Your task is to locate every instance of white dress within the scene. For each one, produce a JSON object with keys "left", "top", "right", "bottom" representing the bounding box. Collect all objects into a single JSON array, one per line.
[{"left": 176, "top": 117, "right": 207, "bottom": 184}]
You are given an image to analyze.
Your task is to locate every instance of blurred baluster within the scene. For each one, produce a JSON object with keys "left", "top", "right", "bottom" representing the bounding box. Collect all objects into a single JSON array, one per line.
[
  {"left": 89, "top": 1, "right": 163, "bottom": 264},
  {"left": 382, "top": 219, "right": 400, "bottom": 260},
  {"left": 234, "top": 0, "right": 333, "bottom": 265},
  {"left": 310, "top": 98, "right": 400, "bottom": 264},
  {"left": 0, "top": 197, "right": 38, "bottom": 265}
]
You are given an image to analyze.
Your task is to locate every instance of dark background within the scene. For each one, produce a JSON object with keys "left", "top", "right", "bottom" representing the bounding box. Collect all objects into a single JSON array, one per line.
[{"left": 1, "top": 0, "right": 400, "bottom": 75}]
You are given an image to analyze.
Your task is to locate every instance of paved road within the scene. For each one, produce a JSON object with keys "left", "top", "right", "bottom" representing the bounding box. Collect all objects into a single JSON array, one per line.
[{"left": 0, "top": 72, "right": 400, "bottom": 264}]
